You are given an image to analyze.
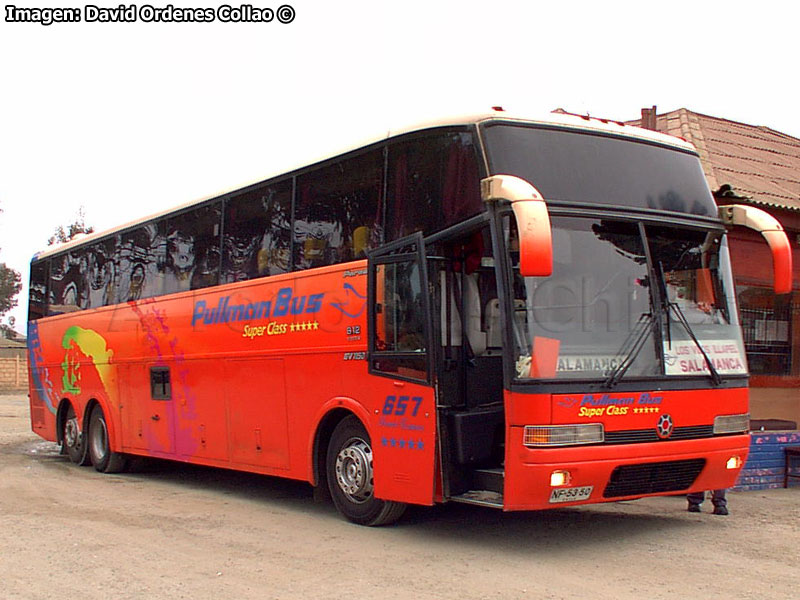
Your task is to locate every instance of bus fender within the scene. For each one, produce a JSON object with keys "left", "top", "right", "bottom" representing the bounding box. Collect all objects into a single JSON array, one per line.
[
  {"left": 56, "top": 397, "right": 76, "bottom": 444},
  {"left": 308, "top": 396, "right": 371, "bottom": 487},
  {"left": 56, "top": 396, "right": 91, "bottom": 441},
  {"left": 83, "top": 396, "right": 123, "bottom": 454}
]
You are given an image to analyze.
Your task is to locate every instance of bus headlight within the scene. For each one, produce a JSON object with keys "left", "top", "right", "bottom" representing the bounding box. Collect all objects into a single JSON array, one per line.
[
  {"left": 523, "top": 424, "right": 604, "bottom": 447},
  {"left": 713, "top": 414, "right": 750, "bottom": 435}
]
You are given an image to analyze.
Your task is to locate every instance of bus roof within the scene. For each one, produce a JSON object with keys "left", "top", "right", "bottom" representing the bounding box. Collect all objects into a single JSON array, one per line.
[{"left": 33, "top": 110, "right": 696, "bottom": 262}]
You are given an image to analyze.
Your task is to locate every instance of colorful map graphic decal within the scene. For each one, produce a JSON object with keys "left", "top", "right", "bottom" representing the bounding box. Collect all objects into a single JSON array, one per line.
[{"left": 60, "top": 325, "right": 114, "bottom": 396}]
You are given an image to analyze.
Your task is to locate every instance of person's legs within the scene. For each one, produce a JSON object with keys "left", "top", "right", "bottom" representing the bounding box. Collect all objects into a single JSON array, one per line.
[
  {"left": 687, "top": 491, "right": 705, "bottom": 512},
  {"left": 711, "top": 489, "right": 728, "bottom": 515}
]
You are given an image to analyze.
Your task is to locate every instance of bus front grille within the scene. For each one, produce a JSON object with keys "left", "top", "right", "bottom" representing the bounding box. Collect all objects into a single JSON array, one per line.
[
  {"left": 604, "top": 425, "right": 714, "bottom": 445},
  {"left": 603, "top": 458, "right": 706, "bottom": 498}
]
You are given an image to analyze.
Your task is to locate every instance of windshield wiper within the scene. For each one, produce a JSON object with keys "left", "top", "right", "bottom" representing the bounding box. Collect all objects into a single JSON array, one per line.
[
  {"left": 657, "top": 263, "right": 722, "bottom": 386},
  {"left": 603, "top": 312, "right": 654, "bottom": 388}
]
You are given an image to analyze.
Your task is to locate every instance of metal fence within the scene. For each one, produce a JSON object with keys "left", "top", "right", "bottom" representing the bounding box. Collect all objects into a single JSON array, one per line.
[{"left": 739, "top": 302, "right": 799, "bottom": 376}]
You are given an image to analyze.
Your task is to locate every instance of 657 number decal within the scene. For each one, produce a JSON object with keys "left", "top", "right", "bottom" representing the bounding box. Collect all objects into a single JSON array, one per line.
[{"left": 382, "top": 395, "right": 423, "bottom": 417}]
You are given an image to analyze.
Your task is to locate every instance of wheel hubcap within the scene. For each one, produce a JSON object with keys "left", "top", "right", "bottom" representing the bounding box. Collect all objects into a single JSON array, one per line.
[
  {"left": 335, "top": 438, "right": 374, "bottom": 503},
  {"left": 64, "top": 417, "right": 79, "bottom": 448}
]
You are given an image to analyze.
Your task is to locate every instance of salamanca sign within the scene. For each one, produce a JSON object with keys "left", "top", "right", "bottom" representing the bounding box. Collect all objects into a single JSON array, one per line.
[{"left": 663, "top": 340, "right": 747, "bottom": 375}]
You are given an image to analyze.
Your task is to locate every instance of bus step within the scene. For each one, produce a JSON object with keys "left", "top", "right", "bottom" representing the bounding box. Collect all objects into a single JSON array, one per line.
[
  {"left": 450, "top": 490, "right": 504, "bottom": 508},
  {"left": 472, "top": 467, "right": 504, "bottom": 493}
]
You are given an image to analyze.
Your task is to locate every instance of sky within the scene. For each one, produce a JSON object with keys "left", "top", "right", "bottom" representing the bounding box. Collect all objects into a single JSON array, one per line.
[{"left": 1, "top": 0, "right": 798, "bottom": 334}]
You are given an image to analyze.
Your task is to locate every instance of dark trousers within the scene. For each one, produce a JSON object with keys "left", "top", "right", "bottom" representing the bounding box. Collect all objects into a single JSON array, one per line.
[{"left": 687, "top": 489, "right": 727, "bottom": 508}]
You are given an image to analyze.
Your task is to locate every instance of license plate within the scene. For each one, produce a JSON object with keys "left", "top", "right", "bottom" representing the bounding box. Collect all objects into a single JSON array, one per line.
[{"left": 549, "top": 485, "right": 593, "bottom": 503}]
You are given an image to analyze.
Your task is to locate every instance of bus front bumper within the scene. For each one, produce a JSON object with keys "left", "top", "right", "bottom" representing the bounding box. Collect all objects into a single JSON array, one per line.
[{"left": 503, "top": 428, "right": 750, "bottom": 511}]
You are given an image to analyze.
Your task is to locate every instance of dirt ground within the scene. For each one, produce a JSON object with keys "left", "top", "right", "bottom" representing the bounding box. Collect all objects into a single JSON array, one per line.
[{"left": 1, "top": 392, "right": 798, "bottom": 600}]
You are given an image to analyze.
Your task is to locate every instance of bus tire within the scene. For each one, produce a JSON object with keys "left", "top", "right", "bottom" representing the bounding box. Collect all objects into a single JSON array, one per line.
[
  {"left": 62, "top": 404, "right": 90, "bottom": 466},
  {"left": 326, "top": 416, "right": 406, "bottom": 526},
  {"left": 88, "top": 405, "right": 127, "bottom": 474}
]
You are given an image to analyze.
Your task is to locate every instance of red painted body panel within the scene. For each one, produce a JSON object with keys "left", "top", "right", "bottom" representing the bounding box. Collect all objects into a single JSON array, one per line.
[{"left": 27, "top": 261, "right": 437, "bottom": 506}]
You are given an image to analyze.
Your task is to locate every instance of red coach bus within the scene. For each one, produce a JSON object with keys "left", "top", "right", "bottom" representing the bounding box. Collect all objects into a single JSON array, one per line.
[{"left": 27, "top": 111, "right": 793, "bottom": 525}]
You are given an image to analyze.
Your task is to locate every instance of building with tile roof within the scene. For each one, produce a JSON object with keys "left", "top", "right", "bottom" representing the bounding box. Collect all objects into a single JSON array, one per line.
[
  {"left": 633, "top": 107, "right": 800, "bottom": 212},
  {"left": 628, "top": 107, "right": 800, "bottom": 427}
]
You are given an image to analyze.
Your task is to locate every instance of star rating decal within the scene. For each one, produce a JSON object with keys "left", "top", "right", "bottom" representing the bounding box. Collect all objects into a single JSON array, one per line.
[
  {"left": 633, "top": 407, "right": 660, "bottom": 414},
  {"left": 289, "top": 320, "right": 320, "bottom": 332},
  {"left": 381, "top": 437, "right": 425, "bottom": 451}
]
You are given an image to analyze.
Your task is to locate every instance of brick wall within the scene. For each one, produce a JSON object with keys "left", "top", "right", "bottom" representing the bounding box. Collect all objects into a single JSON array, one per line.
[
  {"left": 734, "top": 431, "right": 800, "bottom": 491},
  {"left": 0, "top": 355, "right": 27, "bottom": 390}
]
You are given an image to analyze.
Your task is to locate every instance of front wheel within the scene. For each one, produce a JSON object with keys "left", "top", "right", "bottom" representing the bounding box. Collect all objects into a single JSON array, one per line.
[
  {"left": 62, "top": 404, "right": 90, "bottom": 466},
  {"left": 88, "top": 405, "right": 127, "bottom": 473},
  {"left": 326, "top": 416, "right": 406, "bottom": 526}
]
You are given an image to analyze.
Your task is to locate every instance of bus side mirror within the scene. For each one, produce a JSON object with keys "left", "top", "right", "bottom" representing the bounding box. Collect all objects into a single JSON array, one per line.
[
  {"left": 481, "top": 175, "right": 553, "bottom": 277},
  {"left": 719, "top": 204, "right": 793, "bottom": 294}
]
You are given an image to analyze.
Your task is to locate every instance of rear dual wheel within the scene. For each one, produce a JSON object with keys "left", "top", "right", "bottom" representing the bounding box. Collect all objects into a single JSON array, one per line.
[
  {"left": 62, "top": 405, "right": 90, "bottom": 466},
  {"left": 326, "top": 416, "right": 406, "bottom": 526},
  {"left": 88, "top": 405, "right": 127, "bottom": 473}
]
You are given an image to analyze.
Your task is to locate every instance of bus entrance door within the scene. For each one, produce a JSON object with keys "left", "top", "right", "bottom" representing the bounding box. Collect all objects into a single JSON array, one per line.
[
  {"left": 430, "top": 225, "right": 506, "bottom": 505},
  {"left": 367, "top": 233, "right": 437, "bottom": 506}
]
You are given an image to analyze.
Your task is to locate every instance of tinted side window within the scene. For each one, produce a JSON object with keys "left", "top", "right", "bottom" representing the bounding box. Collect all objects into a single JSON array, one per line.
[
  {"left": 87, "top": 238, "right": 118, "bottom": 308},
  {"left": 116, "top": 222, "right": 166, "bottom": 302},
  {"left": 223, "top": 180, "right": 292, "bottom": 282},
  {"left": 295, "top": 149, "right": 383, "bottom": 270},
  {"left": 165, "top": 203, "right": 222, "bottom": 292},
  {"left": 29, "top": 261, "right": 48, "bottom": 320},
  {"left": 47, "top": 238, "right": 120, "bottom": 313},
  {"left": 386, "top": 131, "right": 481, "bottom": 241},
  {"left": 48, "top": 248, "right": 89, "bottom": 314},
  {"left": 48, "top": 255, "right": 66, "bottom": 314}
]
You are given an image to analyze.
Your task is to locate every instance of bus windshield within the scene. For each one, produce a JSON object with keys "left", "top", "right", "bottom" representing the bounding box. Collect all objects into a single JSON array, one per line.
[
  {"left": 505, "top": 216, "right": 746, "bottom": 382},
  {"left": 482, "top": 122, "right": 718, "bottom": 216}
]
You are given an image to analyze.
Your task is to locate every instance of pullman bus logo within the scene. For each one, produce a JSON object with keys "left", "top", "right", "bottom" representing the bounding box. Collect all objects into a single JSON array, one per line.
[{"left": 656, "top": 414, "right": 674, "bottom": 439}]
